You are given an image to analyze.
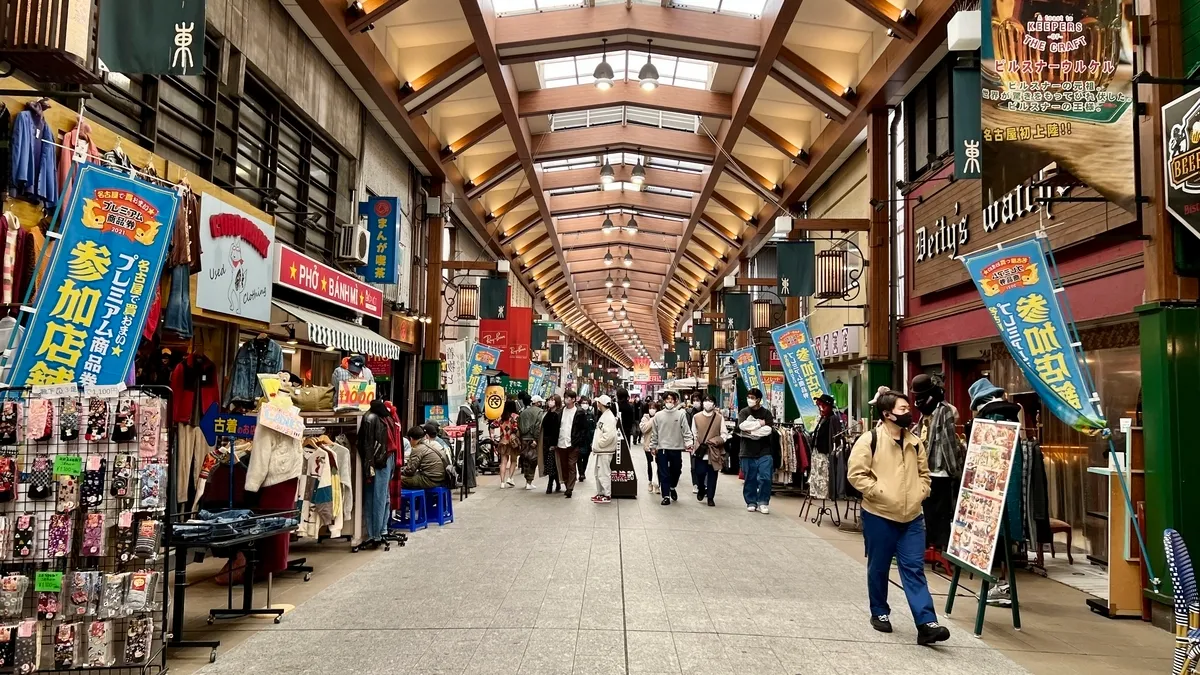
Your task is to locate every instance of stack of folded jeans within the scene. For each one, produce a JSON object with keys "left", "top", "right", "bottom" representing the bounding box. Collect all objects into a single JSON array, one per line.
[{"left": 172, "top": 509, "right": 298, "bottom": 542}]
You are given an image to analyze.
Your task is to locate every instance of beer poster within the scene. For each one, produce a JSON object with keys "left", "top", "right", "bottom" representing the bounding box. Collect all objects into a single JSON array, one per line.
[
  {"left": 947, "top": 419, "right": 1022, "bottom": 576},
  {"left": 1163, "top": 87, "right": 1200, "bottom": 242},
  {"left": 982, "top": 0, "right": 1136, "bottom": 210}
]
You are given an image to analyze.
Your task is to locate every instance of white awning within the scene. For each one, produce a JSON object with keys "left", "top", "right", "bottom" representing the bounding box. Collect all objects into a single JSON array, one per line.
[{"left": 272, "top": 300, "right": 403, "bottom": 360}]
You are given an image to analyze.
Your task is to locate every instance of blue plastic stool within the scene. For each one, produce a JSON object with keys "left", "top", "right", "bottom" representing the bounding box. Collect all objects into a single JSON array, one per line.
[
  {"left": 427, "top": 486, "right": 455, "bottom": 525},
  {"left": 396, "top": 489, "right": 428, "bottom": 532}
]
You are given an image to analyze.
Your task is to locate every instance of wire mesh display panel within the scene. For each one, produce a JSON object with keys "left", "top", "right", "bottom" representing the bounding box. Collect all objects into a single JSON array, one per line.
[{"left": 0, "top": 385, "right": 171, "bottom": 674}]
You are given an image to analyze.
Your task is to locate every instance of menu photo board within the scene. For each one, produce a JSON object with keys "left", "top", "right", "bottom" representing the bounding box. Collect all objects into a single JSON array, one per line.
[{"left": 947, "top": 419, "right": 1022, "bottom": 576}]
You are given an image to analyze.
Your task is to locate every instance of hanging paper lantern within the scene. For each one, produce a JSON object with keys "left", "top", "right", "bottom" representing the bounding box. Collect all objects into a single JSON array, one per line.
[{"left": 484, "top": 373, "right": 505, "bottom": 421}]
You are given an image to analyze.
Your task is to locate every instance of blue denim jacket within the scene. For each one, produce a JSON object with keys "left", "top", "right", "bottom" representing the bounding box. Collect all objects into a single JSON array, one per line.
[{"left": 225, "top": 338, "right": 283, "bottom": 406}]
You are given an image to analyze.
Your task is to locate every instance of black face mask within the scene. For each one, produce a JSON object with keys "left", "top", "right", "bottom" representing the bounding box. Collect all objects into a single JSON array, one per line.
[
  {"left": 916, "top": 397, "right": 937, "bottom": 415},
  {"left": 890, "top": 412, "right": 914, "bottom": 429}
]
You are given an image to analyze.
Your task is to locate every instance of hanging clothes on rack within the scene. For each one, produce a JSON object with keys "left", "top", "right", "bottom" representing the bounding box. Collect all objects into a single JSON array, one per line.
[
  {"left": 0, "top": 212, "right": 34, "bottom": 314},
  {"left": 0, "top": 103, "right": 10, "bottom": 198},
  {"left": 10, "top": 99, "right": 57, "bottom": 206},
  {"left": 58, "top": 119, "right": 102, "bottom": 207}
]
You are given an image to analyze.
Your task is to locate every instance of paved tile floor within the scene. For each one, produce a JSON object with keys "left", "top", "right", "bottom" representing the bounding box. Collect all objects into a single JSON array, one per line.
[{"left": 189, "top": 454, "right": 1064, "bottom": 675}]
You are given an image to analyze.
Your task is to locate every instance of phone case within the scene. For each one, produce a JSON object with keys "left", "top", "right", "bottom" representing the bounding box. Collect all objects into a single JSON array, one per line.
[
  {"left": 27, "top": 455, "right": 52, "bottom": 500},
  {"left": 12, "top": 515, "right": 34, "bottom": 559},
  {"left": 111, "top": 401, "right": 136, "bottom": 443},
  {"left": 123, "top": 616, "right": 152, "bottom": 665},
  {"left": 137, "top": 402, "right": 161, "bottom": 459},
  {"left": 81, "top": 512, "right": 105, "bottom": 557},
  {"left": 85, "top": 399, "right": 109, "bottom": 442},
  {"left": 59, "top": 398, "right": 80, "bottom": 442},
  {"left": 47, "top": 512, "right": 73, "bottom": 558},
  {"left": 86, "top": 620, "right": 113, "bottom": 667},
  {"left": 0, "top": 576, "right": 26, "bottom": 619},
  {"left": 13, "top": 619, "right": 37, "bottom": 674},
  {"left": 0, "top": 402, "right": 16, "bottom": 445},
  {"left": 36, "top": 591, "right": 59, "bottom": 621},
  {"left": 109, "top": 454, "right": 135, "bottom": 498},
  {"left": 25, "top": 399, "right": 51, "bottom": 442},
  {"left": 52, "top": 622, "right": 78, "bottom": 669},
  {"left": 55, "top": 473, "right": 78, "bottom": 513}
]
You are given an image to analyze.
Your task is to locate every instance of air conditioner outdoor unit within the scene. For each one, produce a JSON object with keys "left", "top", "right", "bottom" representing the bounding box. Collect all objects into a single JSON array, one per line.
[{"left": 336, "top": 220, "right": 370, "bottom": 265}]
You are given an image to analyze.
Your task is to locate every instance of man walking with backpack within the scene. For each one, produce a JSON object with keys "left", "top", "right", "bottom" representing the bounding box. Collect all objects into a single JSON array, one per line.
[
  {"left": 848, "top": 389, "right": 950, "bottom": 646},
  {"left": 518, "top": 395, "right": 546, "bottom": 490}
]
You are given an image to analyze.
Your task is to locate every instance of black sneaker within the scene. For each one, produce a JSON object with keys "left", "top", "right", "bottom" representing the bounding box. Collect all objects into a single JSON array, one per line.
[
  {"left": 670, "top": 489, "right": 678, "bottom": 502},
  {"left": 565, "top": 490, "right": 573, "bottom": 499},
  {"left": 696, "top": 490, "right": 706, "bottom": 502},
  {"left": 870, "top": 615, "right": 893, "bottom": 633},
  {"left": 917, "top": 622, "right": 950, "bottom": 645},
  {"left": 706, "top": 498, "right": 715, "bottom": 507},
  {"left": 660, "top": 497, "right": 671, "bottom": 506}
]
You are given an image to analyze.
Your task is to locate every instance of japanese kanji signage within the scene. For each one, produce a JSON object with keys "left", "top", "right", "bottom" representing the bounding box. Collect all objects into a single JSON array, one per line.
[
  {"left": 465, "top": 343, "right": 501, "bottom": 402},
  {"left": 769, "top": 318, "right": 830, "bottom": 432},
  {"left": 198, "top": 403, "right": 257, "bottom": 446},
  {"left": 273, "top": 243, "right": 383, "bottom": 318},
  {"left": 7, "top": 165, "right": 179, "bottom": 388},
  {"left": 197, "top": 192, "right": 275, "bottom": 322},
  {"left": 98, "top": 0, "right": 206, "bottom": 76},
  {"left": 962, "top": 236, "right": 1106, "bottom": 433},
  {"left": 952, "top": 62, "right": 981, "bottom": 180},
  {"left": 357, "top": 196, "right": 400, "bottom": 283},
  {"left": 1162, "top": 87, "right": 1200, "bottom": 242},
  {"left": 730, "top": 346, "right": 762, "bottom": 392},
  {"left": 981, "top": 0, "right": 1135, "bottom": 210}
]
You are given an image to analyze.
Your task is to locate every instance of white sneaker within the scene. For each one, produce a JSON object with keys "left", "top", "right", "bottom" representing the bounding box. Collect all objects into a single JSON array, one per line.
[
  {"left": 758, "top": 505, "right": 770, "bottom": 515},
  {"left": 747, "top": 505, "right": 758, "bottom": 512},
  {"left": 525, "top": 483, "right": 534, "bottom": 490},
  {"left": 692, "top": 485, "right": 698, "bottom": 494},
  {"left": 506, "top": 479, "right": 515, "bottom": 487},
  {"left": 651, "top": 482, "right": 659, "bottom": 494},
  {"left": 499, "top": 482, "right": 509, "bottom": 489}
]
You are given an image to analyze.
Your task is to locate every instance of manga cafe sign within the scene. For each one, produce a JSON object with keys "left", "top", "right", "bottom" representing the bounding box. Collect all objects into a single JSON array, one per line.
[{"left": 273, "top": 243, "right": 383, "bottom": 318}]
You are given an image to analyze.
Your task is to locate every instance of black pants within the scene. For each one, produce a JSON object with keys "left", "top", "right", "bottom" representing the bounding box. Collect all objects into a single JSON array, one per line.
[
  {"left": 924, "top": 475, "right": 956, "bottom": 551},
  {"left": 644, "top": 451, "right": 654, "bottom": 483},
  {"left": 577, "top": 448, "right": 591, "bottom": 479},
  {"left": 656, "top": 450, "right": 683, "bottom": 493},
  {"left": 695, "top": 458, "right": 718, "bottom": 500}
]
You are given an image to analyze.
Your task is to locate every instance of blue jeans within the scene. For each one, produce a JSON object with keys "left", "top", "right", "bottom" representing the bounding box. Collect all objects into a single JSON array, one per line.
[
  {"left": 740, "top": 455, "right": 773, "bottom": 506},
  {"left": 364, "top": 454, "right": 395, "bottom": 540},
  {"left": 861, "top": 510, "right": 937, "bottom": 625},
  {"left": 164, "top": 265, "right": 193, "bottom": 338}
]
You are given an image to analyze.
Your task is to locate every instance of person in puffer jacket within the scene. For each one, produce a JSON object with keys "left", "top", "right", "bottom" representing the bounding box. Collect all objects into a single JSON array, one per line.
[
  {"left": 401, "top": 423, "right": 450, "bottom": 490},
  {"left": 590, "top": 395, "right": 619, "bottom": 504}
]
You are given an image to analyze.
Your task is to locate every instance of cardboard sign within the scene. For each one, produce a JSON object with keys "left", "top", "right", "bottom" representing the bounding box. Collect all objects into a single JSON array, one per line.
[
  {"left": 199, "top": 403, "right": 257, "bottom": 446},
  {"left": 947, "top": 419, "right": 1022, "bottom": 576},
  {"left": 34, "top": 572, "right": 63, "bottom": 593},
  {"left": 53, "top": 455, "right": 83, "bottom": 477},
  {"left": 258, "top": 404, "right": 304, "bottom": 440},
  {"left": 336, "top": 379, "right": 376, "bottom": 411}
]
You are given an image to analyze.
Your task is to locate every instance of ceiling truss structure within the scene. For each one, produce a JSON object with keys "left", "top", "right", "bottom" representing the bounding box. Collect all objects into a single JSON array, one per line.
[{"left": 295, "top": 0, "right": 954, "bottom": 366}]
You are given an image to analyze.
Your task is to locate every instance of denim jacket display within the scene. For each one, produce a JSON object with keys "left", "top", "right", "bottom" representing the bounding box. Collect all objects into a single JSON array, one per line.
[{"left": 225, "top": 338, "right": 283, "bottom": 406}]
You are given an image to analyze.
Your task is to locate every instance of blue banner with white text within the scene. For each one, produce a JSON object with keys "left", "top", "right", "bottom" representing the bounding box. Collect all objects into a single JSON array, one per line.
[
  {"left": 357, "top": 196, "right": 400, "bottom": 284},
  {"left": 770, "top": 318, "right": 830, "bottom": 432},
  {"left": 465, "top": 343, "right": 501, "bottom": 403},
  {"left": 962, "top": 236, "right": 1106, "bottom": 433},
  {"left": 7, "top": 164, "right": 179, "bottom": 387},
  {"left": 730, "top": 346, "right": 762, "bottom": 392},
  {"left": 528, "top": 364, "right": 546, "bottom": 400}
]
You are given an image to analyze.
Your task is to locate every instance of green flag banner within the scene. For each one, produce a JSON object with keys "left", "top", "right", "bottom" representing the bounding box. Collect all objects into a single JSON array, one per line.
[
  {"left": 675, "top": 338, "right": 690, "bottom": 361},
  {"left": 531, "top": 323, "right": 549, "bottom": 351},
  {"left": 550, "top": 343, "right": 564, "bottom": 363},
  {"left": 725, "top": 292, "right": 752, "bottom": 330},
  {"left": 777, "top": 241, "right": 815, "bottom": 297},
  {"left": 480, "top": 277, "right": 509, "bottom": 319},
  {"left": 665, "top": 351, "right": 677, "bottom": 369},
  {"left": 694, "top": 324, "right": 714, "bottom": 351},
  {"left": 99, "top": 0, "right": 206, "bottom": 76}
]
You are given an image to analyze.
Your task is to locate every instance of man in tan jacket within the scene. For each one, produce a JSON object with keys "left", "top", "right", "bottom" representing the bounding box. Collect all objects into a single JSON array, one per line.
[{"left": 848, "top": 389, "right": 950, "bottom": 646}]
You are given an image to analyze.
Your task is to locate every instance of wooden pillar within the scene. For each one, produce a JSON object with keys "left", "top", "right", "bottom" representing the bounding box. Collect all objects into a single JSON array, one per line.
[
  {"left": 421, "top": 180, "right": 445, "bottom": 389},
  {"left": 865, "top": 110, "right": 894, "bottom": 395}
]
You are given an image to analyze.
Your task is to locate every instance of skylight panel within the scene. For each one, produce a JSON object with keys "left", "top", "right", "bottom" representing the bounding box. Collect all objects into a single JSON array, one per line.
[{"left": 493, "top": 0, "right": 537, "bottom": 14}]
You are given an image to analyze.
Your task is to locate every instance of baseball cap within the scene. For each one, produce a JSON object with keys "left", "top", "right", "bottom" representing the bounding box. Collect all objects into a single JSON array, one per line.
[{"left": 348, "top": 355, "right": 365, "bottom": 373}]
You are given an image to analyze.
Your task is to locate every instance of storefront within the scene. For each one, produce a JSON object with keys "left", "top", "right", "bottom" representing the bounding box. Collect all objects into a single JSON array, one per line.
[
  {"left": 812, "top": 325, "right": 864, "bottom": 425},
  {"left": 900, "top": 165, "right": 1144, "bottom": 595}
]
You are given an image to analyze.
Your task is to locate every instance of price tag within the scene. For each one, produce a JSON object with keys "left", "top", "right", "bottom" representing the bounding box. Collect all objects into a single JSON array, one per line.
[
  {"left": 53, "top": 455, "right": 82, "bottom": 477},
  {"left": 86, "top": 455, "right": 102, "bottom": 472},
  {"left": 34, "top": 571, "right": 63, "bottom": 593},
  {"left": 1119, "top": 417, "right": 1132, "bottom": 433},
  {"left": 83, "top": 383, "right": 126, "bottom": 399},
  {"left": 31, "top": 384, "right": 76, "bottom": 399},
  {"left": 258, "top": 404, "right": 304, "bottom": 440}
]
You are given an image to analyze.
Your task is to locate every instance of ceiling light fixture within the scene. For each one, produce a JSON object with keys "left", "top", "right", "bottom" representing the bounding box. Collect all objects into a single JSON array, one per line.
[
  {"left": 625, "top": 214, "right": 638, "bottom": 233},
  {"left": 623, "top": 248, "right": 633, "bottom": 267},
  {"left": 593, "top": 38, "right": 615, "bottom": 90},
  {"left": 605, "top": 273, "right": 614, "bottom": 288},
  {"left": 607, "top": 307, "right": 615, "bottom": 318},
  {"left": 600, "top": 148, "right": 615, "bottom": 184},
  {"left": 602, "top": 213, "right": 616, "bottom": 233},
  {"left": 621, "top": 273, "right": 631, "bottom": 288},
  {"left": 639, "top": 40, "right": 659, "bottom": 91},
  {"left": 606, "top": 290, "right": 614, "bottom": 304},
  {"left": 631, "top": 155, "right": 646, "bottom": 185},
  {"left": 604, "top": 247, "right": 614, "bottom": 266}
]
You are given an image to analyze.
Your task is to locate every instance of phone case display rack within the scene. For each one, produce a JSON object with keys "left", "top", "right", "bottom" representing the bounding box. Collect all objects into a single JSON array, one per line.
[{"left": 0, "top": 385, "right": 172, "bottom": 674}]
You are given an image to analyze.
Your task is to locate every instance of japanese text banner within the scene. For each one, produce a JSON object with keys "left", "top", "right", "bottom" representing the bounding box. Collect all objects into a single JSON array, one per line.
[
  {"left": 8, "top": 164, "right": 179, "bottom": 387},
  {"left": 769, "top": 318, "right": 829, "bottom": 431},
  {"left": 962, "top": 236, "right": 1106, "bottom": 433},
  {"left": 528, "top": 364, "right": 546, "bottom": 399},
  {"left": 730, "top": 346, "right": 762, "bottom": 392},
  {"left": 465, "top": 343, "right": 501, "bottom": 403},
  {"left": 357, "top": 196, "right": 400, "bottom": 284}
]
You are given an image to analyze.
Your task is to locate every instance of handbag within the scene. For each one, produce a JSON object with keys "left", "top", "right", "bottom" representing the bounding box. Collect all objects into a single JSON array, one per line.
[{"left": 291, "top": 386, "right": 332, "bottom": 412}]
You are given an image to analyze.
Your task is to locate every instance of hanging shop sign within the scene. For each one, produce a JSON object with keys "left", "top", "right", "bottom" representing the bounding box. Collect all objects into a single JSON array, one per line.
[
  {"left": 357, "top": 196, "right": 401, "bottom": 283},
  {"left": 633, "top": 358, "right": 651, "bottom": 384},
  {"left": 423, "top": 404, "right": 450, "bottom": 426},
  {"left": 465, "top": 344, "right": 501, "bottom": 402},
  {"left": 197, "top": 192, "right": 275, "bottom": 323},
  {"left": 273, "top": 243, "right": 383, "bottom": 319},
  {"left": 7, "top": 165, "right": 179, "bottom": 388},
  {"left": 910, "top": 176, "right": 1127, "bottom": 297},
  {"left": 776, "top": 241, "right": 815, "bottom": 297},
  {"left": 259, "top": 403, "right": 305, "bottom": 440},
  {"left": 946, "top": 419, "right": 1022, "bottom": 576},
  {"left": 962, "top": 235, "right": 1106, "bottom": 432},
  {"left": 768, "top": 348, "right": 781, "bottom": 368},
  {"left": 649, "top": 369, "right": 664, "bottom": 385},
  {"left": 365, "top": 357, "right": 392, "bottom": 380},
  {"left": 98, "top": 0, "right": 206, "bottom": 76},
  {"left": 528, "top": 364, "right": 547, "bottom": 398},
  {"left": 762, "top": 372, "right": 786, "bottom": 421},
  {"left": 730, "top": 346, "right": 762, "bottom": 391},
  {"left": 445, "top": 340, "right": 467, "bottom": 405},
  {"left": 198, "top": 403, "right": 256, "bottom": 446},
  {"left": 390, "top": 315, "right": 417, "bottom": 345},
  {"left": 952, "top": 63, "right": 982, "bottom": 180},
  {"left": 1163, "top": 87, "right": 1200, "bottom": 242},
  {"left": 770, "top": 318, "right": 830, "bottom": 432},
  {"left": 981, "top": 0, "right": 1135, "bottom": 210},
  {"left": 812, "top": 326, "right": 861, "bottom": 361}
]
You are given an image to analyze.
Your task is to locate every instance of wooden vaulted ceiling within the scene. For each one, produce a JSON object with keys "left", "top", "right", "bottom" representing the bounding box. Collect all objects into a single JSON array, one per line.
[{"left": 292, "top": 0, "right": 954, "bottom": 366}]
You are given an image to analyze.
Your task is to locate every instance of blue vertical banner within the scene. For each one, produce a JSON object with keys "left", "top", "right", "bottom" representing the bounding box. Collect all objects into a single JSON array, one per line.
[
  {"left": 770, "top": 318, "right": 830, "bottom": 431},
  {"left": 357, "top": 196, "right": 400, "bottom": 283},
  {"left": 528, "top": 364, "right": 547, "bottom": 399},
  {"left": 730, "top": 346, "right": 762, "bottom": 392},
  {"left": 962, "top": 236, "right": 1106, "bottom": 433},
  {"left": 7, "top": 164, "right": 179, "bottom": 387},
  {"left": 464, "top": 343, "right": 501, "bottom": 403}
]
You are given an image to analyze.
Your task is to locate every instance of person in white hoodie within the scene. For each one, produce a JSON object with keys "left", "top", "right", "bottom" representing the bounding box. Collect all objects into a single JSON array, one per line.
[{"left": 591, "top": 394, "right": 619, "bottom": 504}]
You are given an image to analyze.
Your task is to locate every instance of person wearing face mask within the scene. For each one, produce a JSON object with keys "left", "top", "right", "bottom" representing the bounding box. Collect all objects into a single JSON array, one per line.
[
  {"left": 649, "top": 391, "right": 693, "bottom": 505},
  {"left": 847, "top": 389, "right": 948, "bottom": 646},
  {"left": 576, "top": 396, "right": 597, "bottom": 482},
  {"left": 590, "top": 395, "right": 619, "bottom": 504},
  {"left": 910, "top": 374, "right": 962, "bottom": 558},
  {"left": 691, "top": 395, "right": 726, "bottom": 506},
  {"left": 539, "top": 395, "right": 563, "bottom": 494},
  {"left": 737, "top": 387, "right": 776, "bottom": 514},
  {"left": 639, "top": 402, "right": 660, "bottom": 493},
  {"left": 687, "top": 393, "right": 704, "bottom": 494}
]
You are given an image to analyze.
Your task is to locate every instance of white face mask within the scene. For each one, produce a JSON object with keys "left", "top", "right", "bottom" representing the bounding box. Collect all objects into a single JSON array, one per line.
[
  {"left": 747, "top": 397, "right": 759, "bottom": 407},
  {"left": 665, "top": 402, "right": 676, "bottom": 410},
  {"left": 692, "top": 401, "right": 702, "bottom": 410},
  {"left": 703, "top": 401, "right": 714, "bottom": 411}
]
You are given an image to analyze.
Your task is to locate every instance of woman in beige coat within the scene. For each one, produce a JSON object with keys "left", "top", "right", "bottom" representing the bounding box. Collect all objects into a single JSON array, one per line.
[{"left": 690, "top": 394, "right": 727, "bottom": 507}]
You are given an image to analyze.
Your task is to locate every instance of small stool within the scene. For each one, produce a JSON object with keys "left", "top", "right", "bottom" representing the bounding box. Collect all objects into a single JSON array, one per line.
[
  {"left": 396, "top": 489, "right": 428, "bottom": 532},
  {"left": 1049, "top": 518, "right": 1074, "bottom": 565},
  {"left": 427, "top": 486, "right": 455, "bottom": 525}
]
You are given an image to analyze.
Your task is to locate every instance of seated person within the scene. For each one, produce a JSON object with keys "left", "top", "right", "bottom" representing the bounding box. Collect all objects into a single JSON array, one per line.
[{"left": 401, "top": 423, "right": 450, "bottom": 489}]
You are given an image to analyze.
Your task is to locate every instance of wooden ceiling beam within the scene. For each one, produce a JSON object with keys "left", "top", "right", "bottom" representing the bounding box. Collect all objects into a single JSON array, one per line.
[
  {"left": 345, "top": 0, "right": 414, "bottom": 34},
  {"left": 791, "top": 218, "right": 870, "bottom": 232},
  {"left": 548, "top": 190, "right": 693, "bottom": 218},
  {"left": 532, "top": 125, "right": 716, "bottom": 164},
  {"left": 486, "top": 188, "right": 534, "bottom": 223},
  {"left": 442, "top": 113, "right": 506, "bottom": 161},
  {"left": 519, "top": 81, "right": 732, "bottom": 119},
  {"left": 499, "top": 212, "right": 541, "bottom": 241},
  {"left": 745, "top": 117, "right": 809, "bottom": 165},
  {"left": 465, "top": 152, "right": 521, "bottom": 199},
  {"left": 845, "top": 0, "right": 917, "bottom": 40},
  {"left": 770, "top": 46, "right": 856, "bottom": 122},
  {"left": 555, "top": 214, "right": 685, "bottom": 236},
  {"left": 540, "top": 165, "right": 703, "bottom": 192},
  {"left": 400, "top": 45, "right": 485, "bottom": 117},
  {"left": 710, "top": 191, "right": 756, "bottom": 223}
]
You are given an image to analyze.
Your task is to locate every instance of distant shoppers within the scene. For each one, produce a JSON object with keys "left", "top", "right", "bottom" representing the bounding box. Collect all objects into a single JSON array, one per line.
[
  {"left": 737, "top": 388, "right": 775, "bottom": 514},
  {"left": 540, "top": 395, "right": 563, "bottom": 494},
  {"left": 690, "top": 394, "right": 726, "bottom": 507},
  {"left": 518, "top": 395, "right": 546, "bottom": 491},
  {"left": 552, "top": 390, "right": 590, "bottom": 498},
  {"left": 649, "top": 390, "right": 693, "bottom": 506},
  {"left": 401, "top": 423, "right": 451, "bottom": 490},
  {"left": 911, "top": 374, "right": 962, "bottom": 556},
  {"left": 591, "top": 394, "right": 619, "bottom": 504},
  {"left": 847, "top": 389, "right": 949, "bottom": 646},
  {"left": 497, "top": 399, "right": 521, "bottom": 489},
  {"left": 639, "top": 401, "right": 660, "bottom": 493}
]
